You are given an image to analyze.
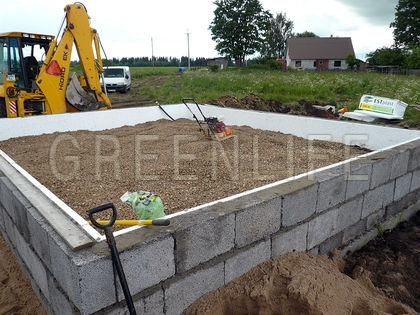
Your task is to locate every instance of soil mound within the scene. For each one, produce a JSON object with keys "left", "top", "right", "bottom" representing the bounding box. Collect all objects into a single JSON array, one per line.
[
  {"left": 184, "top": 211, "right": 420, "bottom": 315},
  {"left": 184, "top": 252, "right": 417, "bottom": 315},
  {"left": 208, "top": 93, "right": 338, "bottom": 119}
]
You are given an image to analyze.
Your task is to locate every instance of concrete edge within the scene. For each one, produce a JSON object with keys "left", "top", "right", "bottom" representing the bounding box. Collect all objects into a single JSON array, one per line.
[{"left": 0, "top": 152, "right": 97, "bottom": 250}]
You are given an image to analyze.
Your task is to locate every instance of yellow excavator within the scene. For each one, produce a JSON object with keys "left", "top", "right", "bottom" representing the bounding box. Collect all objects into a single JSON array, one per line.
[{"left": 0, "top": 3, "right": 111, "bottom": 118}]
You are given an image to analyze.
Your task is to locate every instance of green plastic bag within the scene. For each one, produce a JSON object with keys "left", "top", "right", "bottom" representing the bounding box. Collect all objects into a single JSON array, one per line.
[{"left": 120, "top": 191, "right": 165, "bottom": 220}]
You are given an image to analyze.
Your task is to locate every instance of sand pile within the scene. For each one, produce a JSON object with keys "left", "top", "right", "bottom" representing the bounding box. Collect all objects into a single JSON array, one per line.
[{"left": 184, "top": 252, "right": 416, "bottom": 315}]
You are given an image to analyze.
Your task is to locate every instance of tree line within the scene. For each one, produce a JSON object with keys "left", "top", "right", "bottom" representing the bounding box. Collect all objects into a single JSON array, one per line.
[
  {"left": 72, "top": 56, "right": 224, "bottom": 68},
  {"left": 103, "top": 56, "right": 209, "bottom": 68}
]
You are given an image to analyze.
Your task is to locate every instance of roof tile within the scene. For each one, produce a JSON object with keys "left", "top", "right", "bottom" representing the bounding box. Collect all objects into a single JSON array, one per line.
[{"left": 287, "top": 37, "right": 355, "bottom": 59}]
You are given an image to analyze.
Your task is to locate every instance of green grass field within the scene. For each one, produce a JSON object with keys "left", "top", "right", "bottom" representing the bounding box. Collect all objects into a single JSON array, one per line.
[
  {"left": 130, "top": 67, "right": 180, "bottom": 79},
  {"left": 129, "top": 67, "right": 420, "bottom": 126}
]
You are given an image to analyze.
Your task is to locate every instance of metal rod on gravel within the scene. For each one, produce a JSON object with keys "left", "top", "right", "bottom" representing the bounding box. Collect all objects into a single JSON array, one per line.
[
  {"left": 182, "top": 97, "right": 205, "bottom": 132},
  {"left": 156, "top": 101, "right": 175, "bottom": 121},
  {"left": 88, "top": 203, "right": 137, "bottom": 315},
  {"left": 182, "top": 97, "right": 208, "bottom": 120}
]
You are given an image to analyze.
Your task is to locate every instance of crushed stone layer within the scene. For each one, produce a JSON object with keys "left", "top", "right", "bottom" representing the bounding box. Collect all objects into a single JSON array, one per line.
[{"left": 0, "top": 118, "right": 369, "bottom": 221}]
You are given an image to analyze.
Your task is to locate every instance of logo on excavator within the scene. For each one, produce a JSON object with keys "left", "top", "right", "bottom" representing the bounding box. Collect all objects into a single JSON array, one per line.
[
  {"left": 59, "top": 51, "right": 68, "bottom": 90},
  {"left": 59, "top": 67, "right": 66, "bottom": 91}
]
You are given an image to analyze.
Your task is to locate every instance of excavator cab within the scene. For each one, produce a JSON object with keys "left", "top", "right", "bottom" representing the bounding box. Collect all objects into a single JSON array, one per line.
[
  {"left": 1, "top": 33, "right": 52, "bottom": 88},
  {"left": 0, "top": 32, "right": 52, "bottom": 116}
]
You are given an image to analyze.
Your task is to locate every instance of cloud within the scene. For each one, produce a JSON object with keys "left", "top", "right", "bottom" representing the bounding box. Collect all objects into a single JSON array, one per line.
[
  {"left": 334, "top": 0, "right": 398, "bottom": 26},
  {"left": 260, "top": 0, "right": 397, "bottom": 60},
  {"left": 1, "top": 0, "right": 398, "bottom": 60}
]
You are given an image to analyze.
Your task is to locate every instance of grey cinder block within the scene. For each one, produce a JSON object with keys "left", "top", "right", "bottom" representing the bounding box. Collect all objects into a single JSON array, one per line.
[
  {"left": 164, "top": 262, "right": 224, "bottom": 315},
  {"left": 175, "top": 212, "right": 235, "bottom": 272},
  {"left": 362, "top": 181, "right": 395, "bottom": 218},
  {"left": 47, "top": 276, "right": 75, "bottom": 315},
  {"left": 390, "top": 149, "right": 410, "bottom": 180},
  {"left": 225, "top": 239, "right": 271, "bottom": 283},
  {"left": 336, "top": 196, "right": 363, "bottom": 233},
  {"left": 143, "top": 288, "right": 165, "bottom": 315},
  {"left": 235, "top": 198, "right": 281, "bottom": 248},
  {"left": 27, "top": 207, "right": 52, "bottom": 267},
  {"left": 0, "top": 178, "right": 30, "bottom": 241},
  {"left": 319, "top": 231, "right": 344, "bottom": 254},
  {"left": 282, "top": 180, "right": 318, "bottom": 227},
  {"left": 345, "top": 160, "right": 372, "bottom": 200},
  {"left": 342, "top": 219, "right": 367, "bottom": 245},
  {"left": 307, "top": 208, "right": 339, "bottom": 249},
  {"left": 272, "top": 223, "right": 308, "bottom": 256},
  {"left": 410, "top": 169, "right": 420, "bottom": 192},
  {"left": 369, "top": 153, "right": 392, "bottom": 189},
  {"left": 120, "top": 236, "right": 175, "bottom": 293},
  {"left": 14, "top": 228, "right": 49, "bottom": 300},
  {"left": 394, "top": 173, "right": 412, "bottom": 201},
  {"left": 316, "top": 169, "right": 346, "bottom": 212},
  {"left": 408, "top": 143, "right": 420, "bottom": 171}
]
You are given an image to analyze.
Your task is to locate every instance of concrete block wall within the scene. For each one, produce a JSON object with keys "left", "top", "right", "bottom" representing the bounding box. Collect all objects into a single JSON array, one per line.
[{"left": 1, "top": 137, "right": 420, "bottom": 314}]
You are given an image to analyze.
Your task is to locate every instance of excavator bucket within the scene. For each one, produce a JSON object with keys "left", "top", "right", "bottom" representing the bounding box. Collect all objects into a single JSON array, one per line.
[{"left": 66, "top": 72, "right": 107, "bottom": 111}]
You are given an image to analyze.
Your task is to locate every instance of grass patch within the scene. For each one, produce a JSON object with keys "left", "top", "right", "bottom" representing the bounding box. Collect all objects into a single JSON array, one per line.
[
  {"left": 130, "top": 67, "right": 180, "bottom": 79},
  {"left": 179, "top": 69, "right": 420, "bottom": 109},
  {"left": 106, "top": 66, "right": 420, "bottom": 127}
]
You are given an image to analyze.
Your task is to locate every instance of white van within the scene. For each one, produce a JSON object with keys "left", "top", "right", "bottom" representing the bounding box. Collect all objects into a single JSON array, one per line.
[{"left": 102, "top": 66, "right": 131, "bottom": 93}]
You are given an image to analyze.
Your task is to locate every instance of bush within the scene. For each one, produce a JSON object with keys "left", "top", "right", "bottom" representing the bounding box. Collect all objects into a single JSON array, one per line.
[
  {"left": 209, "top": 65, "right": 220, "bottom": 72},
  {"left": 405, "top": 47, "right": 420, "bottom": 69},
  {"left": 252, "top": 57, "right": 284, "bottom": 70}
]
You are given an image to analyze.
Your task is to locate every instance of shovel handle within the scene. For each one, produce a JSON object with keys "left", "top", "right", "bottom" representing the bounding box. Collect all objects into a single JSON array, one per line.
[
  {"left": 88, "top": 203, "right": 117, "bottom": 229},
  {"left": 88, "top": 218, "right": 171, "bottom": 226},
  {"left": 143, "top": 218, "right": 170, "bottom": 226}
]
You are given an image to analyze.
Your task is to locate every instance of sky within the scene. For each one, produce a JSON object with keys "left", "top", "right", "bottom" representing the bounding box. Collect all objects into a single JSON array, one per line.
[{"left": 1, "top": 0, "right": 398, "bottom": 61}]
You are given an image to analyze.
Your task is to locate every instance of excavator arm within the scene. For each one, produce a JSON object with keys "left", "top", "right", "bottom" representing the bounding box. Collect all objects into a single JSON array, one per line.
[{"left": 36, "top": 3, "right": 111, "bottom": 114}]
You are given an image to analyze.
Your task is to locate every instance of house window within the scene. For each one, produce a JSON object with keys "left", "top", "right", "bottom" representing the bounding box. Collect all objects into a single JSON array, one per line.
[
  {"left": 295, "top": 60, "right": 301, "bottom": 67},
  {"left": 313, "top": 61, "right": 316, "bottom": 67},
  {"left": 334, "top": 60, "right": 342, "bottom": 67}
]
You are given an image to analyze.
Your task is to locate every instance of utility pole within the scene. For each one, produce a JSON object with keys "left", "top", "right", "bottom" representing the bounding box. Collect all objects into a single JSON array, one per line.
[
  {"left": 186, "top": 30, "right": 190, "bottom": 70},
  {"left": 151, "top": 37, "right": 154, "bottom": 69}
]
